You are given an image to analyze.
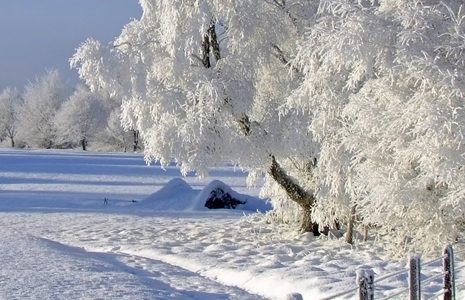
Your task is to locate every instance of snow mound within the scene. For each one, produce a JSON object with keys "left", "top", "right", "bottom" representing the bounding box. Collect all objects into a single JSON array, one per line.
[
  {"left": 191, "top": 180, "right": 271, "bottom": 212},
  {"left": 137, "top": 178, "right": 197, "bottom": 211},
  {"left": 138, "top": 178, "right": 270, "bottom": 212}
]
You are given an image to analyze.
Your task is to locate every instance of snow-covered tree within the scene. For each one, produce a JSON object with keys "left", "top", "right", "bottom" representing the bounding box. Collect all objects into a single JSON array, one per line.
[
  {"left": 72, "top": 0, "right": 323, "bottom": 233},
  {"left": 55, "top": 85, "right": 106, "bottom": 150},
  {"left": 290, "top": 0, "right": 465, "bottom": 252},
  {"left": 17, "top": 70, "right": 68, "bottom": 149},
  {"left": 71, "top": 0, "right": 465, "bottom": 253},
  {"left": 95, "top": 108, "right": 134, "bottom": 152},
  {"left": 0, "top": 87, "right": 22, "bottom": 147}
]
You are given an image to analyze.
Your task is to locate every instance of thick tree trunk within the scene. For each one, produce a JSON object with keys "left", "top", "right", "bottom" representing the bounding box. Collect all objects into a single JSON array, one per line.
[
  {"left": 300, "top": 203, "right": 320, "bottom": 235},
  {"left": 268, "top": 155, "right": 321, "bottom": 235},
  {"left": 10, "top": 137, "right": 14, "bottom": 148},
  {"left": 81, "top": 138, "right": 87, "bottom": 151}
]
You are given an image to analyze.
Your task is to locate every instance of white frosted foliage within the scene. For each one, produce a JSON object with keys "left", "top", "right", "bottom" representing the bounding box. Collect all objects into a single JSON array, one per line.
[
  {"left": 290, "top": 0, "right": 465, "bottom": 253},
  {"left": 71, "top": 0, "right": 465, "bottom": 253},
  {"left": 72, "top": 0, "right": 319, "bottom": 200},
  {"left": 55, "top": 85, "right": 106, "bottom": 150},
  {"left": 17, "top": 70, "right": 68, "bottom": 149}
]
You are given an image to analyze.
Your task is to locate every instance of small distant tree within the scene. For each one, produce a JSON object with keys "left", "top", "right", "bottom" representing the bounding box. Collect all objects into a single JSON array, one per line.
[
  {"left": 17, "top": 70, "right": 68, "bottom": 148},
  {"left": 95, "top": 108, "right": 134, "bottom": 152},
  {"left": 0, "top": 87, "right": 22, "bottom": 147},
  {"left": 55, "top": 85, "right": 106, "bottom": 150}
]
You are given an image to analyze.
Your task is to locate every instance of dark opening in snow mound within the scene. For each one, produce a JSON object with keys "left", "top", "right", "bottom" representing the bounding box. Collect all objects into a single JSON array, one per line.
[
  {"left": 204, "top": 187, "right": 246, "bottom": 209},
  {"left": 193, "top": 180, "right": 270, "bottom": 212}
]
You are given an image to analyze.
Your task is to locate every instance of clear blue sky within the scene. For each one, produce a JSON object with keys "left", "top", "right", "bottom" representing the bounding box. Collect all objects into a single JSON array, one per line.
[{"left": 0, "top": 0, "right": 142, "bottom": 90}]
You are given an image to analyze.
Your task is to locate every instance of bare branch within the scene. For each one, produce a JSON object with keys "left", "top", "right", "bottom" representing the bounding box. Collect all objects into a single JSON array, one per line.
[{"left": 270, "top": 43, "right": 301, "bottom": 74}]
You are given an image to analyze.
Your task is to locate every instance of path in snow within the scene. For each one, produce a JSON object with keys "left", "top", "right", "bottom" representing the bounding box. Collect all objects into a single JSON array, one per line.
[
  {"left": 0, "top": 212, "right": 424, "bottom": 300},
  {"left": 33, "top": 212, "right": 465, "bottom": 299},
  {"left": 0, "top": 220, "right": 264, "bottom": 299}
]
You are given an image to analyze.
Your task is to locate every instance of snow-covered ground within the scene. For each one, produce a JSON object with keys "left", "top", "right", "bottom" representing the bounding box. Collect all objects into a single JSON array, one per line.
[{"left": 0, "top": 148, "right": 463, "bottom": 299}]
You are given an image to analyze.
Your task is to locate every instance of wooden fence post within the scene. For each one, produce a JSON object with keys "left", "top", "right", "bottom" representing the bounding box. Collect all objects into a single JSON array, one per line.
[
  {"left": 443, "top": 245, "right": 455, "bottom": 300},
  {"left": 357, "top": 269, "right": 374, "bottom": 300},
  {"left": 408, "top": 254, "right": 421, "bottom": 300}
]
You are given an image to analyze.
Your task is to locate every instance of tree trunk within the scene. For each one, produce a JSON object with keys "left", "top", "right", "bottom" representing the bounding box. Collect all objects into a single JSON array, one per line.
[
  {"left": 81, "top": 138, "right": 87, "bottom": 151},
  {"left": 268, "top": 155, "right": 321, "bottom": 235},
  {"left": 208, "top": 23, "right": 221, "bottom": 61},
  {"left": 345, "top": 205, "right": 357, "bottom": 244},
  {"left": 10, "top": 137, "right": 14, "bottom": 148},
  {"left": 202, "top": 30, "right": 211, "bottom": 68},
  {"left": 300, "top": 203, "right": 320, "bottom": 235},
  {"left": 202, "top": 22, "right": 221, "bottom": 69},
  {"left": 133, "top": 130, "right": 139, "bottom": 152}
]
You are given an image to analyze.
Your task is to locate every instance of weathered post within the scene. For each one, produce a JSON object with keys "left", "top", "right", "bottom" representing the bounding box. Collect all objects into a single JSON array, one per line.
[
  {"left": 286, "top": 293, "right": 303, "bottom": 300},
  {"left": 357, "top": 269, "right": 374, "bottom": 300},
  {"left": 408, "top": 254, "right": 421, "bottom": 300},
  {"left": 443, "top": 245, "right": 455, "bottom": 300}
]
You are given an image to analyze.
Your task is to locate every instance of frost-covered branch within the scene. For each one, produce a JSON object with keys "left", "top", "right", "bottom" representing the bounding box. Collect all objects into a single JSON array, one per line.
[{"left": 270, "top": 43, "right": 301, "bottom": 74}]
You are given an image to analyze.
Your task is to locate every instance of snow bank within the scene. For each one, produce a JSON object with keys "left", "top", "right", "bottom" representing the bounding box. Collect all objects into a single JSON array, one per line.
[
  {"left": 137, "top": 178, "right": 270, "bottom": 212},
  {"left": 136, "top": 178, "right": 198, "bottom": 211}
]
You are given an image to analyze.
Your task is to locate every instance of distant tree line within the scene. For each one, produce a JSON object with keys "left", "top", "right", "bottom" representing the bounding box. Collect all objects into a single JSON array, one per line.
[{"left": 0, "top": 70, "right": 141, "bottom": 152}]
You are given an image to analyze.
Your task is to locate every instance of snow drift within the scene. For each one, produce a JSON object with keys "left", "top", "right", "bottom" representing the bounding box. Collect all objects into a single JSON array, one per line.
[{"left": 137, "top": 178, "right": 270, "bottom": 212}]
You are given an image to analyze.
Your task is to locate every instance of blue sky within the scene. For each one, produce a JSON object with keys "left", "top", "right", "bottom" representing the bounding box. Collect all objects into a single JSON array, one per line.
[{"left": 0, "top": 0, "right": 142, "bottom": 90}]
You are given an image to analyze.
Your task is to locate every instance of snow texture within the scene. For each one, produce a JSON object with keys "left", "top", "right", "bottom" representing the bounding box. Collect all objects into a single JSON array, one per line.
[{"left": 0, "top": 148, "right": 464, "bottom": 299}]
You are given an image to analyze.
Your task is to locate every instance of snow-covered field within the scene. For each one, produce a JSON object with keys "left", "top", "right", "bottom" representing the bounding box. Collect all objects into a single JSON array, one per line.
[{"left": 0, "top": 148, "right": 463, "bottom": 299}]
